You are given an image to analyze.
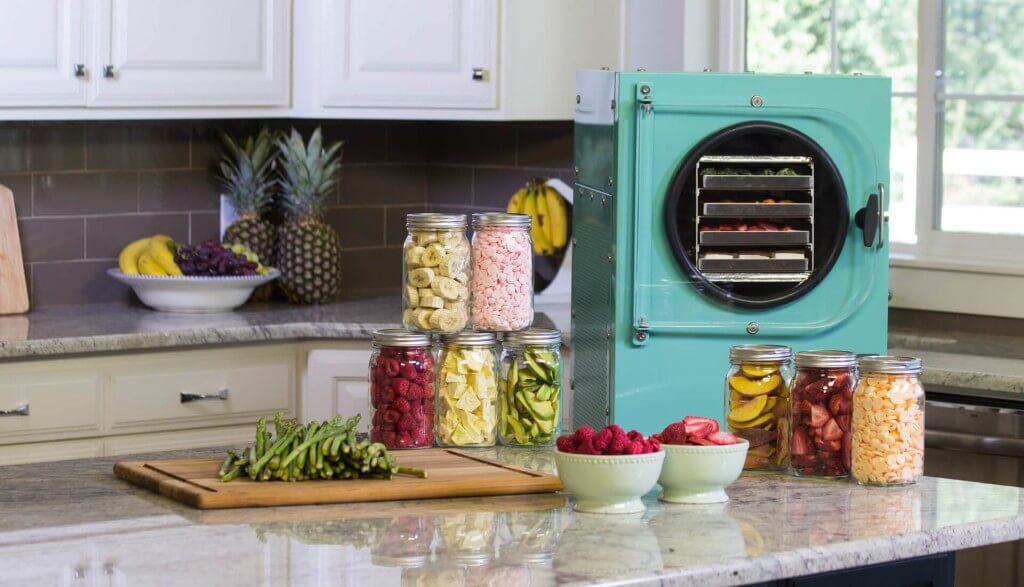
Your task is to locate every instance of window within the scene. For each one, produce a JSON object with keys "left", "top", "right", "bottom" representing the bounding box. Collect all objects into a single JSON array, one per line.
[{"left": 745, "top": 0, "right": 1024, "bottom": 266}]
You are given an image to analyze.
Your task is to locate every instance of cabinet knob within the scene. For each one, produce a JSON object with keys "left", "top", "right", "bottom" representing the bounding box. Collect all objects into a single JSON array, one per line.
[
  {"left": 0, "top": 403, "right": 29, "bottom": 417},
  {"left": 103, "top": 65, "right": 116, "bottom": 79},
  {"left": 471, "top": 68, "right": 486, "bottom": 81},
  {"left": 73, "top": 64, "right": 86, "bottom": 77}
]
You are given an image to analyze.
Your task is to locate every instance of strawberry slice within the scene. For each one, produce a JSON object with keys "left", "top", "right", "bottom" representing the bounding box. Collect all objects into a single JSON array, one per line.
[
  {"left": 827, "top": 393, "right": 844, "bottom": 416},
  {"left": 809, "top": 404, "right": 830, "bottom": 428},
  {"left": 707, "top": 431, "right": 739, "bottom": 446},
  {"left": 822, "top": 417, "right": 843, "bottom": 441},
  {"left": 690, "top": 437, "right": 717, "bottom": 446},
  {"left": 683, "top": 416, "right": 719, "bottom": 438},
  {"left": 791, "top": 428, "right": 811, "bottom": 456},
  {"left": 825, "top": 438, "right": 842, "bottom": 452},
  {"left": 836, "top": 415, "right": 851, "bottom": 432}
]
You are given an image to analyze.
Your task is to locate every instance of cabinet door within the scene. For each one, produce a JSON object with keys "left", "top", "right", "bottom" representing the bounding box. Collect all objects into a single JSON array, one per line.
[
  {"left": 320, "top": 0, "right": 497, "bottom": 109},
  {"left": 0, "top": 0, "right": 87, "bottom": 106},
  {"left": 89, "top": 0, "right": 290, "bottom": 107},
  {"left": 304, "top": 348, "right": 372, "bottom": 434}
]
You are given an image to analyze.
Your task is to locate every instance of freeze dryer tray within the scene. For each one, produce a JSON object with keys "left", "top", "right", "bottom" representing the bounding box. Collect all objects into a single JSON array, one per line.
[
  {"left": 698, "top": 258, "right": 809, "bottom": 272},
  {"left": 701, "top": 175, "right": 813, "bottom": 190},
  {"left": 702, "top": 202, "right": 813, "bottom": 218},
  {"left": 698, "top": 230, "right": 810, "bottom": 246}
]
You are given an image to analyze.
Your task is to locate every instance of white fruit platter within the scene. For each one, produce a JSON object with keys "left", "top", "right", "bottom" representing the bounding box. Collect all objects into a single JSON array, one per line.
[{"left": 107, "top": 269, "right": 280, "bottom": 314}]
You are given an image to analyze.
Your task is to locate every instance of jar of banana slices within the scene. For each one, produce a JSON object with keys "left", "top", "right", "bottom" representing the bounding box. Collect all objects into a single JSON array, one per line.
[{"left": 403, "top": 213, "right": 471, "bottom": 333}]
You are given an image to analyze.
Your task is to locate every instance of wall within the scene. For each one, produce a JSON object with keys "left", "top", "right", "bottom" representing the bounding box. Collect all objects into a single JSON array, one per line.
[{"left": 1, "top": 120, "right": 572, "bottom": 307}]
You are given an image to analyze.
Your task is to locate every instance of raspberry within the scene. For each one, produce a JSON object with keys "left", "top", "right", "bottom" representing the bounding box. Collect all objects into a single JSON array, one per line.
[
  {"left": 381, "top": 419, "right": 396, "bottom": 431},
  {"left": 607, "top": 434, "right": 629, "bottom": 455},
  {"left": 577, "top": 437, "right": 597, "bottom": 455},
  {"left": 627, "top": 429, "right": 643, "bottom": 442},
  {"left": 592, "top": 429, "right": 613, "bottom": 453},
  {"left": 383, "top": 430, "right": 397, "bottom": 447},
  {"left": 407, "top": 383, "right": 424, "bottom": 401},
  {"left": 574, "top": 426, "right": 595, "bottom": 442},
  {"left": 393, "top": 397, "right": 412, "bottom": 414},
  {"left": 397, "top": 431, "right": 413, "bottom": 448},
  {"left": 384, "top": 409, "right": 400, "bottom": 425},
  {"left": 648, "top": 438, "right": 661, "bottom": 452},
  {"left": 382, "top": 358, "right": 400, "bottom": 377},
  {"left": 412, "top": 428, "right": 431, "bottom": 447},
  {"left": 626, "top": 439, "right": 645, "bottom": 455},
  {"left": 607, "top": 424, "right": 625, "bottom": 437},
  {"left": 381, "top": 386, "right": 396, "bottom": 405},
  {"left": 399, "top": 363, "right": 417, "bottom": 380},
  {"left": 556, "top": 436, "right": 575, "bottom": 453},
  {"left": 398, "top": 414, "right": 416, "bottom": 432},
  {"left": 414, "top": 373, "right": 432, "bottom": 387},
  {"left": 372, "top": 410, "right": 383, "bottom": 428},
  {"left": 412, "top": 403, "right": 426, "bottom": 422},
  {"left": 393, "top": 379, "right": 410, "bottom": 397}
]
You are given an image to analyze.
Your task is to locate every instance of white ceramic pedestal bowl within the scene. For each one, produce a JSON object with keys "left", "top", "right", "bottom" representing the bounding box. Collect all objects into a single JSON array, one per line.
[
  {"left": 554, "top": 449, "right": 665, "bottom": 514},
  {"left": 657, "top": 439, "right": 749, "bottom": 504},
  {"left": 107, "top": 269, "right": 279, "bottom": 313}
]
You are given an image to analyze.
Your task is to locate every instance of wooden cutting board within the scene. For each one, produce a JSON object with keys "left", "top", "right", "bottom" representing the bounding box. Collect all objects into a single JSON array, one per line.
[
  {"left": 0, "top": 184, "right": 29, "bottom": 315},
  {"left": 114, "top": 448, "right": 564, "bottom": 510}
]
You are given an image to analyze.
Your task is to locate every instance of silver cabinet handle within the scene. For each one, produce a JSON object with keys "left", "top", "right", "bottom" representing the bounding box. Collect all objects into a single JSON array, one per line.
[
  {"left": 0, "top": 404, "right": 29, "bottom": 417},
  {"left": 180, "top": 389, "right": 228, "bottom": 403},
  {"left": 73, "top": 64, "right": 86, "bottom": 77},
  {"left": 103, "top": 65, "right": 115, "bottom": 78},
  {"left": 472, "top": 67, "right": 486, "bottom": 81}
]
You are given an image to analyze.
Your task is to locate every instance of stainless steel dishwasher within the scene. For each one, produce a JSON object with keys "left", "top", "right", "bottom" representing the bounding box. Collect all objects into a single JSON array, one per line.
[{"left": 925, "top": 389, "right": 1024, "bottom": 586}]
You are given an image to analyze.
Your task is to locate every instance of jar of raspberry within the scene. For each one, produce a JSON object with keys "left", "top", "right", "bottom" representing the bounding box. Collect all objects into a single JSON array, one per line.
[
  {"left": 437, "top": 331, "right": 499, "bottom": 447},
  {"left": 369, "top": 329, "right": 435, "bottom": 450},
  {"left": 498, "top": 328, "right": 562, "bottom": 447},
  {"left": 470, "top": 213, "right": 533, "bottom": 332},
  {"left": 403, "top": 213, "right": 471, "bottom": 334},
  {"left": 790, "top": 350, "right": 858, "bottom": 478},
  {"left": 724, "top": 344, "right": 793, "bottom": 471}
]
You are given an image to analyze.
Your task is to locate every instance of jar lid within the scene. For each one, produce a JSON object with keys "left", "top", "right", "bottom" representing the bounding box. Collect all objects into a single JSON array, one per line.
[
  {"left": 502, "top": 328, "right": 561, "bottom": 346},
  {"left": 858, "top": 355, "right": 922, "bottom": 374},
  {"left": 472, "top": 212, "right": 531, "bottom": 228},
  {"left": 795, "top": 350, "right": 857, "bottom": 368},
  {"left": 372, "top": 328, "right": 432, "bottom": 347},
  {"left": 406, "top": 213, "right": 467, "bottom": 229},
  {"left": 729, "top": 344, "right": 792, "bottom": 363},
  {"left": 440, "top": 331, "right": 497, "bottom": 345}
]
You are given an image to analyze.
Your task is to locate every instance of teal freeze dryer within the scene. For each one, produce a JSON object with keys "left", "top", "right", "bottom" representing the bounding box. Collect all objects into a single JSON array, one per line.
[{"left": 570, "top": 70, "right": 891, "bottom": 433}]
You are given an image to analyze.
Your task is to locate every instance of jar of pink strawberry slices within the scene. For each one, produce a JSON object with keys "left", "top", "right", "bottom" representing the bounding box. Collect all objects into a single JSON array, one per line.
[
  {"left": 790, "top": 350, "right": 858, "bottom": 478},
  {"left": 469, "top": 213, "right": 533, "bottom": 332},
  {"left": 369, "top": 329, "right": 435, "bottom": 450}
]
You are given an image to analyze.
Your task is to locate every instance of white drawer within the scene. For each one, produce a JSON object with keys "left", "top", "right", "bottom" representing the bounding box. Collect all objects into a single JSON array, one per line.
[
  {"left": 0, "top": 367, "right": 102, "bottom": 445},
  {"left": 105, "top": 345, "right": 296, "bottom": 434},
  {"left": 0, "top": 437, "right": 103, "bottom": 466},
  {"left": 103, "top": 425, "right": 255, "bottom": 456}
]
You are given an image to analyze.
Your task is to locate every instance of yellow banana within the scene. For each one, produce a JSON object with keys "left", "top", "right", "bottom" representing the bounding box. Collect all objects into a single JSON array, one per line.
[
  {"left": 506, "top": 186, "right": 529, "bottom": 214},
  {"left": 524, "top": 189, "right": 553, "bottom": 255},
  {"left": 137, "top": 251, "right": 168, "bottom": 276},
  {"left": 146, "top": 234, "right": 183, "bottom": 276},
  {"left": 535, "top": 186, "right": 554, "bottom": 253},
  {"left": 542, "top": 184, "right": 569, "bottom": 249},
  {"left": 117, "top": 237, "right": 151, "bottom": 274}
]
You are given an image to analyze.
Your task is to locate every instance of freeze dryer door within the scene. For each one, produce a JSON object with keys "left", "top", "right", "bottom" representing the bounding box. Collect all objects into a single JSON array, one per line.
[{"left": 626, "top": 77, "right": 889, "bottom": 341}]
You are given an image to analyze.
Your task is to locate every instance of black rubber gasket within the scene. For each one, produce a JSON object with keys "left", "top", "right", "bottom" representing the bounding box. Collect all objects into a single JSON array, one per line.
[{"left": 662, "top": 121, "right": 849, "bottom": 309}]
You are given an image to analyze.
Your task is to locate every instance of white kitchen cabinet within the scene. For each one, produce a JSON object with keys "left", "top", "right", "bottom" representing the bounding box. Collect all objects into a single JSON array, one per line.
[
  {"left": 295, "top": 0, "right": 625, "bottom": 119},
  {"left": 0, "top": 0, "right": 88, "bottom": 106},
  {"left": 301, "top": 342, "right": 372, "bottom": 435},
  {"left": 89, "top": 0, "right": 290, "bottom": 107}
]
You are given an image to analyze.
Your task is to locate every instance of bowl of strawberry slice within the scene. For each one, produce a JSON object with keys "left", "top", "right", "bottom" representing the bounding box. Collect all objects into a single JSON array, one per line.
[{"left": 654, "top": 416, "right": 748, "bottom": 504}]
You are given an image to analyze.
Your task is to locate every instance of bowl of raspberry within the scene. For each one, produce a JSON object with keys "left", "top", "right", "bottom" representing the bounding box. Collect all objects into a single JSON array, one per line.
[
  {"left": 553, "top": 425, "right": 664, "bottom": 514},
  {"left": 653, "top": 416, "right": 749, "bottom": 504}
]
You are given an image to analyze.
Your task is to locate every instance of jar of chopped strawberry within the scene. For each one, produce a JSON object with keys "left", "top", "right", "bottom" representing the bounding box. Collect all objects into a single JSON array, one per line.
[
  {"left": 724, "top": 344, "right": 793, "bottom": 470},
  {"left": 790, "top": 350, "right": 858, "bottom": 478}
]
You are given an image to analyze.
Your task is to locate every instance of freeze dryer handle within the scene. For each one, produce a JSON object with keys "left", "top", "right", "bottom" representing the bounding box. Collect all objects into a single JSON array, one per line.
[{"left": 854, "top": 192, "right": 880, "bottom": 248}]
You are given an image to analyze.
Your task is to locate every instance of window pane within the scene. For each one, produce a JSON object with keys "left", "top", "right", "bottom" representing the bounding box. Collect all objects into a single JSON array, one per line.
[
  {"left": 890, "top": 96, "right": 918, "bottom": 243},
  {"left": 940, "top": 99, "right": 1024, "bottom": 235},
  {"left": 746, "top": 0, "right": 831, "bottom": 74},
  {"left": 945, "top": 0, "right": 1024, "bottom": 95},
  {"left": 836, "top": 0, "right": 917, "bottom": 92}
]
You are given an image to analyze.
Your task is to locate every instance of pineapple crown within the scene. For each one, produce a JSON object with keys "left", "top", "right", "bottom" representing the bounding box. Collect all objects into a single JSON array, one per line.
[
  {"left": 276, "top": 126, "right": 343, "bottom": 221},
  {"left": 218, "top": 127, "right": 277, "bottom": 216}
]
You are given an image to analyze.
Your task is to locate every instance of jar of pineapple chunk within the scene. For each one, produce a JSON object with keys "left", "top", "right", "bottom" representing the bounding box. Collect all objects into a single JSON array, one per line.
[
  {"left": 724, "top": 344, "right": 793, "bottom": 470},
  {"left": 437, "top": 331, "right": 499, "bottom": 447},
  {"left": 403, "top": 213, "right": 470, "bottom": 333}
]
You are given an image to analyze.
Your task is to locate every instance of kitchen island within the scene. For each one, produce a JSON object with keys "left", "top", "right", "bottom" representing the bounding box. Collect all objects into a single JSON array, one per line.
[{"left": 1, "top": 447, "right": 1022, "bottom": 586}]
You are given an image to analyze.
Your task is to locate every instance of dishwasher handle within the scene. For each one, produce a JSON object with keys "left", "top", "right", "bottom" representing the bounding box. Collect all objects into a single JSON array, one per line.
[{"left": 926, "top": 430, "right": 1024, "bottom": 458}]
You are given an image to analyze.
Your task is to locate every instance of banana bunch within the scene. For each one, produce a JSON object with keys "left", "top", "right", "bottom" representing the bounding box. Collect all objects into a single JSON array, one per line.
[
  {"left": 506, "top": 178, "right": 569, "bottom": 255},
  {"left": 118, "top": 234, "right": 182, "bottom": 276}
]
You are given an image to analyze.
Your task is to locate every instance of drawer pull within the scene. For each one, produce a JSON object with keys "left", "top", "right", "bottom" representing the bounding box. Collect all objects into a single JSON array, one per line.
[
  {"left": 0, "top": 403, "right": 29, "bottom": 417},
  {"left": 180, "top": 389, "right": 229, "bottom": 403}
]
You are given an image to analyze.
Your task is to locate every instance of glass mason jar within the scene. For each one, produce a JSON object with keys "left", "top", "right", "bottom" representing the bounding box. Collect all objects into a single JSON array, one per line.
[
  {"left": 851, "top": 355, "right": 925, "bottom": 486},
  {"left": 469, "top": 213, "right": 533, "bottom": 332},
  {"left": 371, "top": 515, "right": 436, "bottom": 569},
  {"left": 498, "top": 328, "right": 562, "bottom": 447},
  {"left": 403, "top": 213, "right": 471, "bottom": 334},
  {"left": 437, "top": 512, "right": 497, "bottom": 566},
  {"left": 724, "top": 344, "right": 793, "bottom": 470},
  {"left": 790, "top": 350, "right": 858, "bottom": 478},
  {"left": 436, "top": 331, "right": 499, "bottom": 447},
  {"left": 369, "top": 329, "right": 435, "bottom": 450}
]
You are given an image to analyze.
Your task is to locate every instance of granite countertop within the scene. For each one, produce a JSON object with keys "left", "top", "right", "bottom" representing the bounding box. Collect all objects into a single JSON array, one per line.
[{"left": 1, "top": 447, "right": 1023, "bottom": 586}]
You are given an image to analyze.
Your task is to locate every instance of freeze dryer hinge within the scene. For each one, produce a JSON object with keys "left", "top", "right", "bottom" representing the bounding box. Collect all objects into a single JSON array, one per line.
[{"left": 637, "top": 82, "right": 653, "bottom": 114}]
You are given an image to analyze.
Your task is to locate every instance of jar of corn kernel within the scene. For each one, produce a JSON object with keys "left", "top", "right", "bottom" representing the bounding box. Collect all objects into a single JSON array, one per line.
[
  {"left": 469, "top": 213, "right": 533, "bottom": 332},
  {"left": 851, "top": 356, "right": 925, "bottom": 486},
  {"left": 403, "top": 213, "right": 471, "bottom": 333}
]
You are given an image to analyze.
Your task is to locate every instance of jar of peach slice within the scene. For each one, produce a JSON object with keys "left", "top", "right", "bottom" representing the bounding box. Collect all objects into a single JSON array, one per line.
[{"left": 851, "top": 356, "right": 925, "bottom": 486}]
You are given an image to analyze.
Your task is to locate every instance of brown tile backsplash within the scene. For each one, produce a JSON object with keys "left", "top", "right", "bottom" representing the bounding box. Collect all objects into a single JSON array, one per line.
[{"left": 9, "top": 119, "right": 573, "bottom": 307}]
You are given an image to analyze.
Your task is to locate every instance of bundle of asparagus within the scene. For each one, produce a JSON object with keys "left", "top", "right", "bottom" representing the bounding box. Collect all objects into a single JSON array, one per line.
[{"left": 219, "top": 412, "right": 427, "bottom": 482}]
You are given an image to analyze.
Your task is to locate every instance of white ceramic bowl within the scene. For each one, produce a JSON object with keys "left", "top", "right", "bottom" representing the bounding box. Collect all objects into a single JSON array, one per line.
[
  {"left": 657, "top": 439, "right": 749, "bottom": 504},
  {"left": 553, "top": 449, "right": 665, "bottom": 514},
  {"left": 107, "top": 269, "right": 279, "bottom": 313}
]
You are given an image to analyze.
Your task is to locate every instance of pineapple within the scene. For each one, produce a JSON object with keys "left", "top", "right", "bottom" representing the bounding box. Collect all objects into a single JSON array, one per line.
[
  {"left": 275, "top": 127, "right": 343, "bottom": 304},
  {"left": 218, "top": 127, "right": 278, "bottom": 268}
]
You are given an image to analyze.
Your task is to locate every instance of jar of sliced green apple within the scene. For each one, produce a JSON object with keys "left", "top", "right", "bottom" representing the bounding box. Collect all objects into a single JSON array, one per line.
[
  {"left": 436, "top": 331, "right": 499, "bottom": 447},
  {"left": 498, "top": 328, "right": 562, "bottom": 447}
]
